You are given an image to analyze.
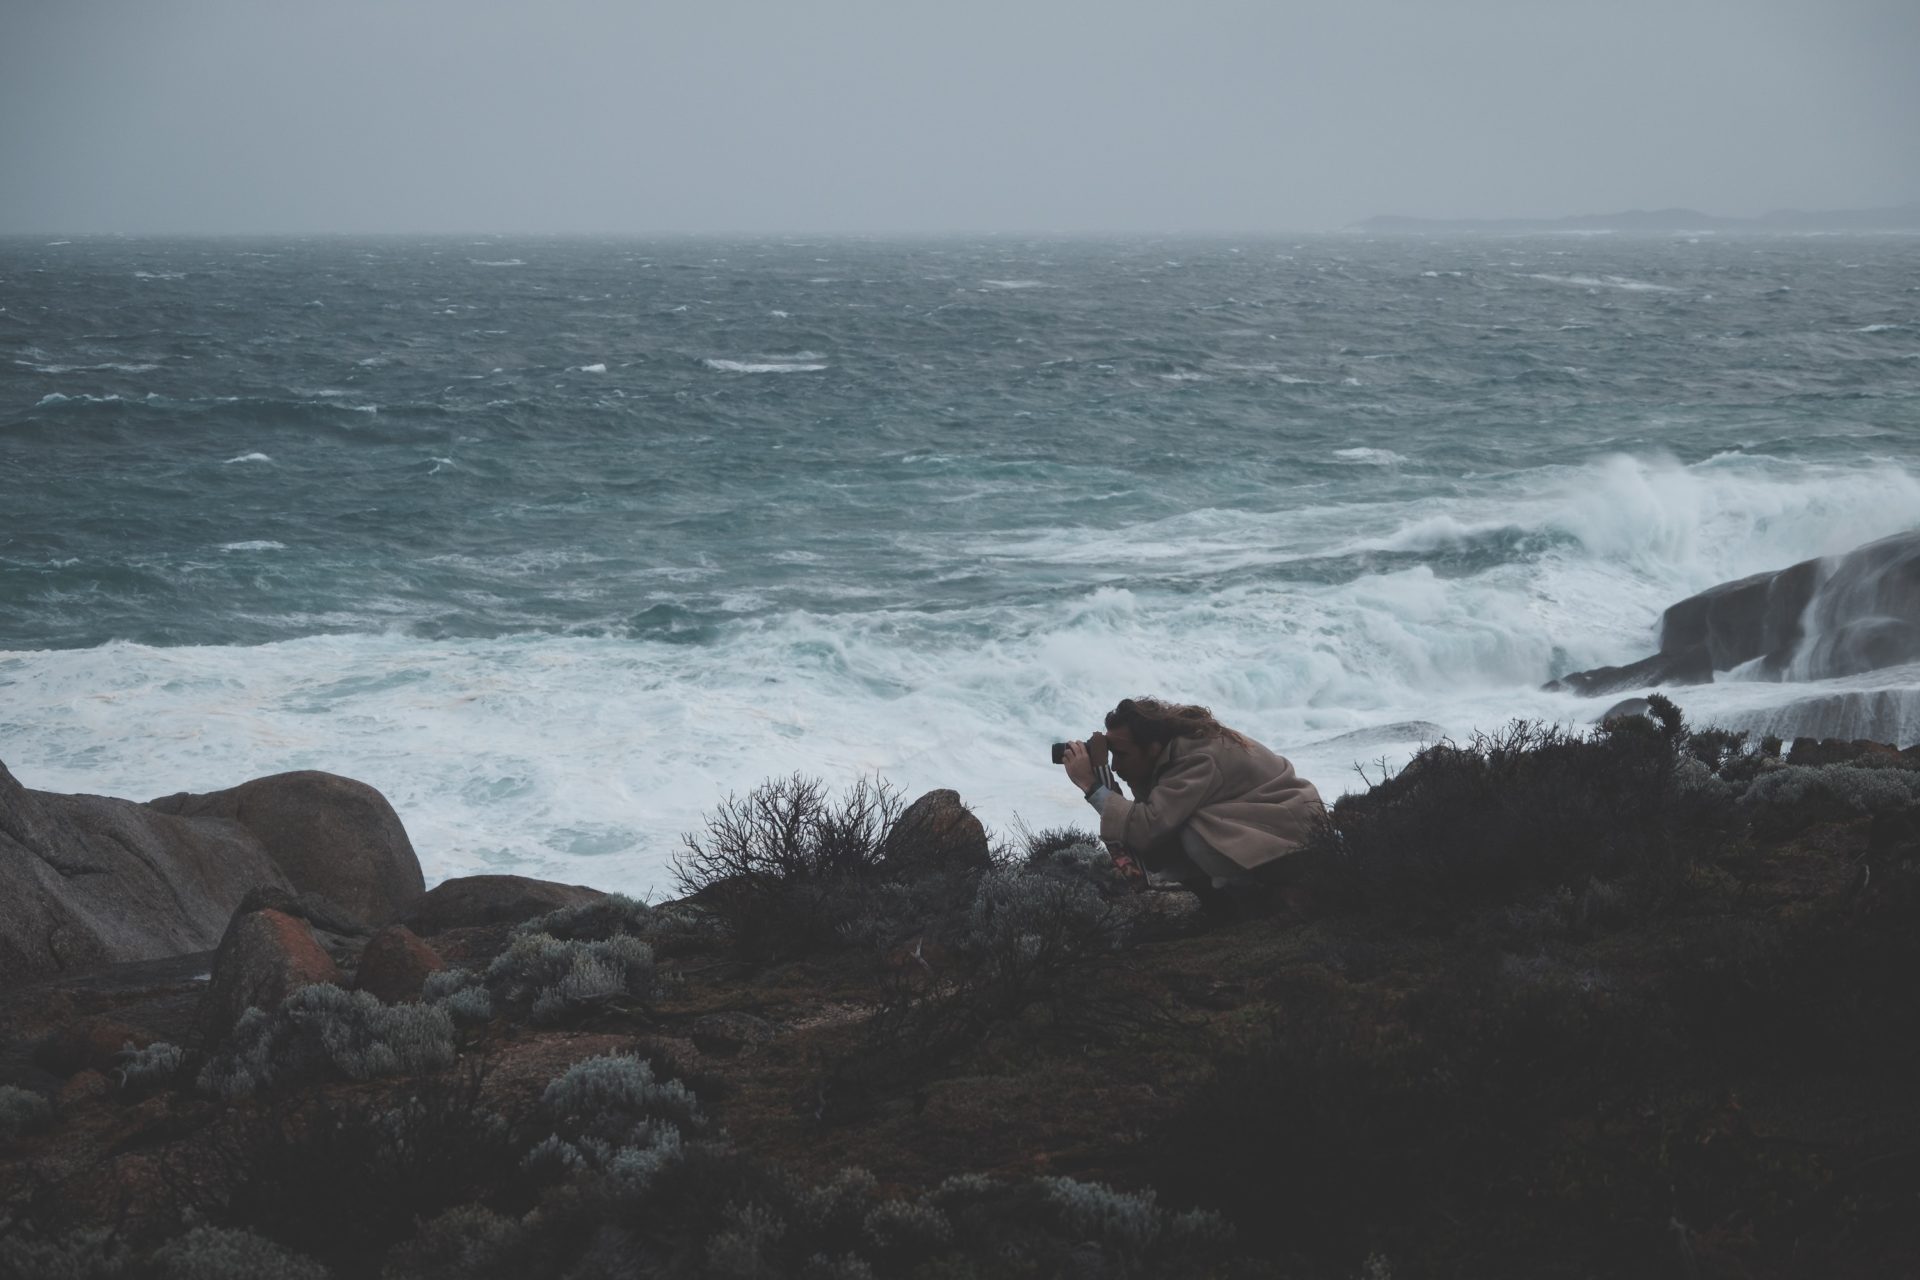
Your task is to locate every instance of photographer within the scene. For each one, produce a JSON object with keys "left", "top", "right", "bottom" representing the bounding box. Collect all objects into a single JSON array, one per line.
[{"left": 1059, "top": 697, "right": 1324, "bottom": 910}]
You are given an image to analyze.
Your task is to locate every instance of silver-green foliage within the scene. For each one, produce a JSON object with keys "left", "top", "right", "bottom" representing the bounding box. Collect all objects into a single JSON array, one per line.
[
  {"left": 0, "top": 1227, "right": 127, "bottom": 1279},
  {"left": 147, "top": 1227, "right": 329, "bottom": 1280},
  {"left": 703, "top": 1202, "right": 787, "bottom": 1279},
  {"left": 967, "top": 864, "right": 1121, "bottom": 965},
  {"left": 483, "top": 932, "right": 658, "bottom": 1025},
  {"left": 378, "top": 1206, "right": 523, "bottom": 1280},
  {"left": 1037, "top": 1176, "right": 1232, "bottom": 1257},
  {"left": 1027, "top": 839, "right": 1136, "bottom": 897},
  {"left": 516, "top": 893, "right": 722, "bottom": 946},
  {"left": 116, "top": 1041, "right": 186, "bottom": 1093},
  {"left": 861, "top": 1199, "right": 952, "bottom": 1255},
  {"left": 197, "top": 984, "right": 457, "bottom": 1100},
  {"left": 523, "top": 1052, "right": 707, "bottom": 1186},
  {"left": 420, "top": 969, "right": 493, "bottom": 1025},
  {"left": 1741, "top": 762, "right": 1920, "bottom": 816},
  {"left": 0, "top": 1084, "right": 52, "bottom": 1140}
]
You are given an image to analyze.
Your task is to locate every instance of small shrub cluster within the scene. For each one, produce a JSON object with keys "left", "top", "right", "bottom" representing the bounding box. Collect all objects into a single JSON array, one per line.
[
  {"left": 672, "top": 775, "right": 915, "bottom": 956},
  {"left": 522, "top": 1053, "right": 708, "bottom": 1187},
  {"left": 1305, "top": 708, "right": 1733, "bottom": 916},
  {"left": 183, "top": 1059, "right": 516, "bottom": 1278},
  {"left": 826, "top": 863, "right": 1166, "bottom": 1112},
  {"left": 1739, "top": 760, "right": 1920, "bottom": 832},
  {"left": 440, "top": 1151, "right": 1232, "bottom": 1280},
  {"left": 420, "top": 969, "right": 493, "bottom": 1025},
  {"left": 482, "top": 931, "right": 660, "bottom": 1025},
  {"left": 0, "top": 1227, "right": 127, "bottom": 1280},
  {"left": 116, "top": 1041, "right": 187, "bottom": 1096},
  {"left": 0, "top": 1087, "right": 52, "bottom": 1142},
  {"left": 147, "top": 1226, "right": 330, "bottom": 1280},
  {"left": 1023, "top": 836, "right": 1138, "bottom": 898},
  {"left": 517, "top": 893, "right": 724, "bottom": 957},
  {"left": 197, "top": 984, "right": 457, "bottom": 1100}
]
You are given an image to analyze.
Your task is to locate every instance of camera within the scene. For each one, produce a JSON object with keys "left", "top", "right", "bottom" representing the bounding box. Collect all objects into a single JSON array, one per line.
[{"left": 1050, "top": 732, "right": 1106, "bottom": 765}]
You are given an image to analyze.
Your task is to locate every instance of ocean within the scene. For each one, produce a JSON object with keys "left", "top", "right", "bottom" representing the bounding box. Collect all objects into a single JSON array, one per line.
[{"left": 3, "top": 233, "right": 1917, "bottom": 895}]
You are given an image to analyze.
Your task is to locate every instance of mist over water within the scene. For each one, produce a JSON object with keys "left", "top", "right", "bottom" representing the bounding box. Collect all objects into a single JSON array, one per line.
[{"left": 3, "top": 234, "right": 1918, "bottom": 893}]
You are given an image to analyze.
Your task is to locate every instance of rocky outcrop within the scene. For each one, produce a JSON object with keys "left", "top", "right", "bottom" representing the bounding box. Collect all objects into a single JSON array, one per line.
[
  {"left": 1549, "top": 646, "right": 1714, "bottom": 698},
  {"left": 879, "top": 789, "right": 992, "bottom": 878},
  {"left": 399, "top": 874, "right": 604, "bottom": 935},
  {"left": 353, "top": 925, "right": 446, "bottom": 1004},
  {"left": 198, "top": 908, "right": 340, "bottom": 1043},
  {"left": 0, "top": 762, "right": 296, "bottom": 984},
  {"left": 0, "top": 761, "right": 420, "bottom": 985},
  {"left": 148, "top": 771, "right": 424, "bottom": 928},
  {"left": 1553, "top": 530, "right": 1920, "bottom": 696}
]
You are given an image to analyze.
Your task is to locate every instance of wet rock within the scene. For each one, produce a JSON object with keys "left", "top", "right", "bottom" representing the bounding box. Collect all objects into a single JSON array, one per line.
[
  {"left": 399, "top": 874, "right": 605, "bottom": 935},
  {"left": 880, "top": 789, "right": 992, "bottom": 878},
  {"left": 198, "top": 908, "right": 340, "bottom": 1044},
  {"left": 1786, "top": 738, "right": 1910, "bottom": 768},
  {"left": 0, "top": 760, "right": 295, "bottom": 982},
  {"left": 353, "top": 925, "right": 446, "bottom": 1004},
  {"left": 148, "top": 770, "right": 424, "bottom": 927},
  {"left": 1548, "top": 644, "right": 1713, "bottom": 697},
  {"left": 1551, "top": 532, "right": 1920, "bottom": 697}
]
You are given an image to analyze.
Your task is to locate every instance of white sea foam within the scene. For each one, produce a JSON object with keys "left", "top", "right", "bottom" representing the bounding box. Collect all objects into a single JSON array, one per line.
[
  {"left": 980, "top": 279, "right": 1049, "bottom": 290},
  {"left": 132, "top": 271, "right": 186, "bottom": 280},
  {"left": 1524, "top": 273, "right": 1680, "bottom": 293},
  {"left": 222, "top": 452, "right": 273, "bottom": 465},
  {"left": 1856, "top": 323, "right": 1903, "bottom": 332},
  {"left": 7, "top": 453, "right": 1917, "bottom": 898},
  {"left": 470, "top": 259, "right": 526, "bottom": 267},
  {"left": 577, "top": 363, "right": 608, "bottom": 374},
  {"left": 36, "top": 392, "right": 122, "bottom": 406},
  {"left": 1332, "top": 447, "right": 1407, "bottom": 465},
  {"left": 702, "top": 358, "right": 828, "bottom": 374},
  {"left": 17, "top": 361, "right": 158, "bottom": 374},
  {"left": 218, "top": 540, "right": 286, "bottom": 552}
]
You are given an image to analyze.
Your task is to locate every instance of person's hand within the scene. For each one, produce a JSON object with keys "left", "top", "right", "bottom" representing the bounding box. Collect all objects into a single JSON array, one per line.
[{"left": 1062, "top": 740, "right": 1097, "bottom": 791}]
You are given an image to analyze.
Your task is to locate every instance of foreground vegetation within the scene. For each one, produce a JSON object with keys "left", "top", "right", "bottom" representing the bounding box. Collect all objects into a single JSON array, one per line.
[{"left": 3, "top": 702, "right": 1918, "bottom": 1277}]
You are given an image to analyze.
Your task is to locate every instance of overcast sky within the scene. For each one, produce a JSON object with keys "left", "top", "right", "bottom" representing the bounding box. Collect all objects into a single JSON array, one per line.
[{"left": 2, "top": 0, "right": 1915, "bottom": 234}]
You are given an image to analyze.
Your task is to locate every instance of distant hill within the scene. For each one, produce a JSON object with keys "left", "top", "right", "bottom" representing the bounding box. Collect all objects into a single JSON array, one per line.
[{"left": 1352, "top": 202, "right": 1920, "bottom": 233}]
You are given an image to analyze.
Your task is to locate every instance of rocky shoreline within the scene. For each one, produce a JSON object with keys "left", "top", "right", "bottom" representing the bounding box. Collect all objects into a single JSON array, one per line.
[{"left": 4, "top": 707, "right": 1920, "bottom": 1277}]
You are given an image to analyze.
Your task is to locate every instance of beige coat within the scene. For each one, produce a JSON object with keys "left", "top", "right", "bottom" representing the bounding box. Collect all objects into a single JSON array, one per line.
[{"left": 1097, "top": 732, "right": 1324, "bottom": 873}]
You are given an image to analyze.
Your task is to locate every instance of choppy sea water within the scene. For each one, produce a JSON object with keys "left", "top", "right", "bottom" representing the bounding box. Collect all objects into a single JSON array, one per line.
[{"left": 3, "top": 234, "right": 1917, "bottom": 893}]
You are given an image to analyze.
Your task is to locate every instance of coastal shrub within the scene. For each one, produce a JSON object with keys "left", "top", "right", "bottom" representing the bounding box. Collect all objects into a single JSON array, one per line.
[
  {"left": 482, "top": 932, "right": 659, "bottom": 1025},
  {"left": 377, "top": 1206, "right": 523, "bottom": 1280},
  {"left": 514, "top": 894, "right": 724, "bottom": 957},
  {"left": 420, "top": 969, "right": 493, "bottom": 1025},
  {"left": 1023, "top": 837, "right": 1137, "bottom": 898},
  {"left": 197, "top": 984, "right": 457, "bottom": 1100},
  {"left": 0, "top": 1227, "right": 128, "bottom": 1280},
  {"left": 1304, "top": 717, "right": 1726, "bottom": 916},
  {"left": 1739, "top": 762, "right": 1920, "bottom": 833},
  {"left": 467, "top": 1144, "right": 1235, "bottom": 1280},
  {"left": 0, "top": 1087, "right": 52, "bottom": 1141},
  {"left": 522, "top": 1053, "right": 709, "bottom": 1189},
  {"left": 673, "top": 774, "right": 905, "bottom": 955},
  {"left": 825, "top": 865, "right": 1163, "bottom": 1113},
  {"left": 115, "top": 1041, "right": 187, "bottom": 1095},
  {"left": 147, "top": 1226, "right": 329, "bottom": 1280},
  {"left": 517, "top": 892, "right": 655, "bottom": 941},
  {"left": 188, "top": 1059, "right": 519, "bottom": 1278},
  {"left": 1020, "top": 824, "right": 1099, "bottom": 862}
]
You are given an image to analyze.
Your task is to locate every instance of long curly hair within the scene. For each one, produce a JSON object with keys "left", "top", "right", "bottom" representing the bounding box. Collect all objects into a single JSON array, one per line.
[{"left": 1103, "top": 697, "right": 1251, "bottom": 750}]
